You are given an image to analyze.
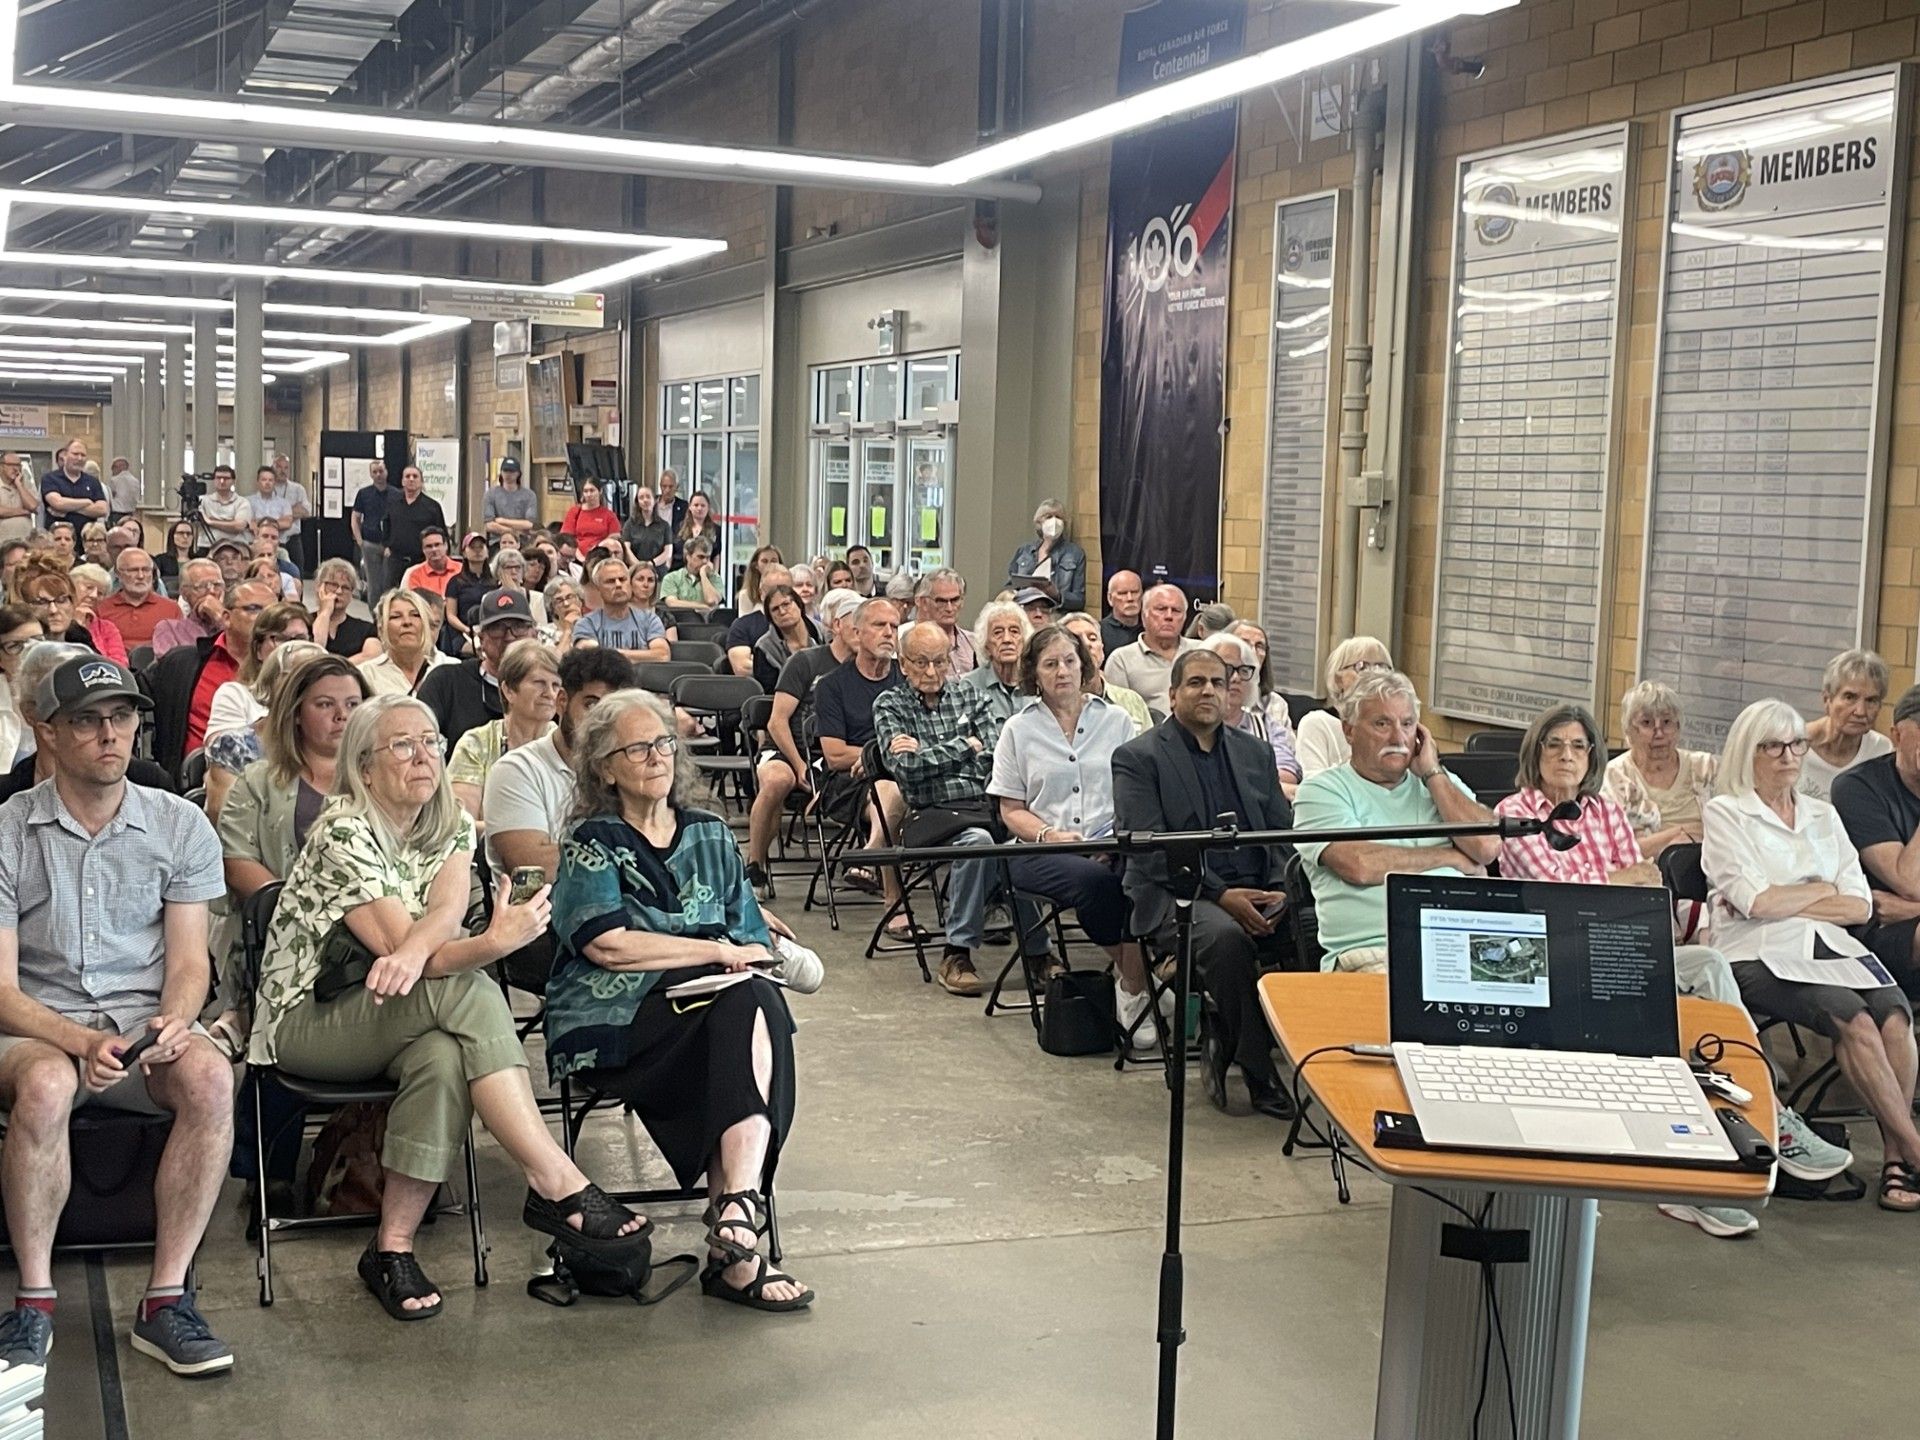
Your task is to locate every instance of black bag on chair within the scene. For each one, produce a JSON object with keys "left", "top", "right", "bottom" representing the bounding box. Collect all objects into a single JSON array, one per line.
[
  {"left": 1038, "top": 968, "right": 1116, "bottom": 1057},
  {"left": 0, "top": 1109, "right": 173, "bottom": 1249}
]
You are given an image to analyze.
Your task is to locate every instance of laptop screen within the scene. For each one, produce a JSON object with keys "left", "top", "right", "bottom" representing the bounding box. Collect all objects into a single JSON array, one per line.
[{"left": 1386, "top": 874, "right": 1680, "bottom": 1057}]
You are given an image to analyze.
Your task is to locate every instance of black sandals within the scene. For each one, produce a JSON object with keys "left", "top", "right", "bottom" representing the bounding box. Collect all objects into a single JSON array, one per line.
[
  {"left": 700, "top": 1190, "right": 813, "bottom": 1313},
  {"left": 358, "top": 1244, "right": 443, "bottom": 1322},
  {"left": 524, "top": 1182, "right": 653, "bottom": 1256}
]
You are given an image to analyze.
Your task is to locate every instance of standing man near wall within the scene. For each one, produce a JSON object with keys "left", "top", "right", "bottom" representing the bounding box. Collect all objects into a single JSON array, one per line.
[
  {"left": 655, "top": 468, "right": 687, "bottom": 538},
  {"left": 350, "top": 460, "right": 391, "bottom": 600},
  {"left": 197, "top": 466, "right": 252, "bottom": 545},
  {"left": 273, "top": 460, "right": 312, "bottom": 574},
  {"left": 384, "top": 464, "right": 444, "bottom": 584},
  {"left": 40, "top": 440, "right": 106, "bottom": 530},
  {"left": 482, "top": 457, "right": 538, "bottom": 545},
  {"left": 105, "top": 458, "right": 142, "bottom": 530}
]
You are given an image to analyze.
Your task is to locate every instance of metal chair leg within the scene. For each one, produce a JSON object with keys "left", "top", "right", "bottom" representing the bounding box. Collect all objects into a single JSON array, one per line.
[
  {"left": 253, "top": 1078, "right": 273, "bottom": 1307},
  {"left": 464, "top": 1124, "right": 489, "bottom": 1287},
  {"left": 765, "top": 1188, "right": 782, "bottom": 1264}
]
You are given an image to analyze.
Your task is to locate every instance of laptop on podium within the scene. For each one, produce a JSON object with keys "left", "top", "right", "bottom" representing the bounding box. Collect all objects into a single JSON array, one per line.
[{"left": 1384, "top": 874, "right": 1738, "bottom": 1167}]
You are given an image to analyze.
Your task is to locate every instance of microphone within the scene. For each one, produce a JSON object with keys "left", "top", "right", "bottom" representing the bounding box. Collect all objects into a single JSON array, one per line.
[{"left": 1544, "top": 799, "right": 1584, "bottom": 852}]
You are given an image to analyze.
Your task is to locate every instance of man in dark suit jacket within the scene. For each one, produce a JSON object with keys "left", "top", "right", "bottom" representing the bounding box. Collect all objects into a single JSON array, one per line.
[{"left": 1113, "top": 647, "right": 1295, "bottom": 1119}]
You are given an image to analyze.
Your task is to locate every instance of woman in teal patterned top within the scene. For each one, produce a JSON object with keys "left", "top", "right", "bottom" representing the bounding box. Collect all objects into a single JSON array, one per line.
[
  {"left": 549, "top": 688, "right": 810, "bottom": 1312},
  {"left": 255, "top": 694, "right": 648, "bottom": 1322}
]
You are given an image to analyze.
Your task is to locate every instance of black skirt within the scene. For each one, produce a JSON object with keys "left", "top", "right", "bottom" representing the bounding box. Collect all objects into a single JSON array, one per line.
[{"left": 582, "top": 974, "right": 796, "bottom": 1190}]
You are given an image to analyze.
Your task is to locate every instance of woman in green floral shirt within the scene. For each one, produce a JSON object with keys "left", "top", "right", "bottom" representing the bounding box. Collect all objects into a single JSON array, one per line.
[
  {"left": 549, "top": 689, "right": 810, "bottom": 1312},
  {"left": 253, "top": 693, "right": 647, "bottom": 1322}
]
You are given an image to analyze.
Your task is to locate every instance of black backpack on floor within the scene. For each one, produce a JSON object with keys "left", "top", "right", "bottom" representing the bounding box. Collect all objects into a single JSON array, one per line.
[{"left": 525, "top": 1232, "right": 699, "bottom": 1307}]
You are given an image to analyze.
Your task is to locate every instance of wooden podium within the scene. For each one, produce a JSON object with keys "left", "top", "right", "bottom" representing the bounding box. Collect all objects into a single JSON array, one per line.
[{"left": 1259, "top": 973, "right": 1774, "bottom": 1439}]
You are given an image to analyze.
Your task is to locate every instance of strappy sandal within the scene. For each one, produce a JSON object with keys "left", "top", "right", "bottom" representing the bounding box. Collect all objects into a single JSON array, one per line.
[
  {"left": 701, "top": 1190, "right": 813, "bottom": 1313},
  {"left": 1879, "top": 1161, "right": 1920, "bottom": 1212},
  {"left": 524, "top": 1182, "right": 652, "bottom": 1256},
  {"left": 357, "top": 1244, "right": 443, "bottom": 1322}
]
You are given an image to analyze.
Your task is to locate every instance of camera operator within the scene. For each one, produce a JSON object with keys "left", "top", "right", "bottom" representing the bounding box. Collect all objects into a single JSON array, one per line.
[{"left": 198, "top": 467, "right": 252, "bottom": 542}]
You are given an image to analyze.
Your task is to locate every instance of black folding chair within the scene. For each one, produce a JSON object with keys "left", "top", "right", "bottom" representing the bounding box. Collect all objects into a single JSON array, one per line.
[
  {"left": 178, "top": 746, "right": 209, "bottom": 794},
  {"left": 669, "top": 640, "right": 725, "bottom": 667},
  {"left": 1437, "top": 752, "right": 1518, "bottom": 807},
  {"left": 1463, "top": 729, "right": 1523, "bottom": 754},
  {"left": 240, "top": 883, "right": 488, "bottom": 1306},
  {"left": 674, "top": 621, "right": 729, "bottom": 646},
  {"left": 670, "top": 673, "right": 763, "bottom": 812},
  {"left": 633, "top": 660, "right": 714, "bottom": 696},
  {"left": 128, "top": 644, "right": 156, "bottom": 674}
]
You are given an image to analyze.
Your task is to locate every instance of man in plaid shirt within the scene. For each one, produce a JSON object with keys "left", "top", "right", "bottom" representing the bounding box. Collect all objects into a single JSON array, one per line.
[{"left": 874, "top": 621, "right": 1021, "bottom": 996}]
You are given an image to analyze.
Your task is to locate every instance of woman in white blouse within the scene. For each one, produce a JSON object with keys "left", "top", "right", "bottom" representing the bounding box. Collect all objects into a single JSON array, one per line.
[
  {"left": 1295, "top": 635, "right": 1391, "bottom": 779},
  {"left": 1798, "top": 648, "right": 1891, "bottom": 802},
  {"left": 1702, "top": 697, "right": 1920, "bottom": 1212}
]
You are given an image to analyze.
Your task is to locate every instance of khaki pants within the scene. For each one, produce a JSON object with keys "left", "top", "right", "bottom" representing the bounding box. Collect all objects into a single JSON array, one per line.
[
  {"left": 1331, "top": 947, "right": 1388, "bottom": 974},
  {"left": 272, "top": 971, "right": 525, "bottom": 1183}
]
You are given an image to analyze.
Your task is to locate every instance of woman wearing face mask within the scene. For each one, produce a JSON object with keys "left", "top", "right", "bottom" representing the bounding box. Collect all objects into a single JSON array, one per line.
[{"left": 1005, "top": 499, "right": 1085, "bottom": 613}]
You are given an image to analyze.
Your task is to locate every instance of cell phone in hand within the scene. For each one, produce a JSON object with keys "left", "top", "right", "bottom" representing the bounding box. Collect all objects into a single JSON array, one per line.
[
  {"left": 117, "top": 1028, "right": 160, "bottom": 1066},
  {"left": 1257, "top": 898, "right": 1286, "bottom": 922},
  {"left": 509, "top": 866, "right": 547, "bottom": 904}
]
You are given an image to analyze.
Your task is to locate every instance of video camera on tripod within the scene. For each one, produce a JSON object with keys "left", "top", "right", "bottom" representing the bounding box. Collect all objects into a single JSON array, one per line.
[{"left": 178, "top": 471, "right": 211, "bottom": 516}]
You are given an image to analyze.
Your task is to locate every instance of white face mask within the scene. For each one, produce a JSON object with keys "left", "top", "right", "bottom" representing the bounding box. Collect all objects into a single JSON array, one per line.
[{"left": 1040, "top": 517, "right": 1064, "bottom": 541}]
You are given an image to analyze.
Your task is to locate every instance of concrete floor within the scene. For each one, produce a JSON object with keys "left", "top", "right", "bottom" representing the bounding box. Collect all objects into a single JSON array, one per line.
[{"left": 44, "top": 888, "right": 1919, "bottom": 1439}]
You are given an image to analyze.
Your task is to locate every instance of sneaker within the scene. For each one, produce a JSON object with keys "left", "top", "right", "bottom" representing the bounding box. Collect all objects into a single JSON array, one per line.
[
  {"left": 1656, "top": 1203, "right": 1758, "bottom": 1239},
  {"left": 746, "top": 862, "right": 775, "bottom": 903},
  {"left": 0, "top": 1306, "right": 51, "bottom": 1370},
  {"left": 130, "top": 1292, "right": 233, "bottom": 1377},
  {"left": 1777, "top": 1108, "right": 1852, "bottom": 1182},
  {"left": 1115, "top": 984, "right": 1160, "bottom": 1057},
  {"left": 936, "top": 950, "right": 986, "bottom": 997}
]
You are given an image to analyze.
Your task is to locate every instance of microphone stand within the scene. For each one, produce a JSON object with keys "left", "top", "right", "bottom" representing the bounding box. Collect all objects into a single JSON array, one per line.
[{"left": 854, "top": 808, "right": 1570, "bottom": 1440}]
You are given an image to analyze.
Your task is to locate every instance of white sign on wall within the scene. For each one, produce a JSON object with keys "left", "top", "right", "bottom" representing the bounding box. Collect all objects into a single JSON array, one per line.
[
  {"left": 1259, "top": 191, "right": 1342, "bottom": 696},
  {"left": 1431, "top": 125, "right": 1632, "bottom": 728},
  {"left": 1640, "top": 67, "right": 1907, "bottom": 744},
  {"left": 415, "top": 438, "right": 462, "bottom": 534},
  {"left": 0, "top": 404, "right": 49, "bottom": 439}
]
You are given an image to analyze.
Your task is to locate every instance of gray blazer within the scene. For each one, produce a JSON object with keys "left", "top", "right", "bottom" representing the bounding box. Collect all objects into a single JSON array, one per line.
[{"left": 1112, "top": 719, "right": 1294, "bottom": 937}]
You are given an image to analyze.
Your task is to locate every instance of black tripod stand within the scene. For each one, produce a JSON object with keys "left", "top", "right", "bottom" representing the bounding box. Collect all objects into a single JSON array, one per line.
[{"left": 858, "top": 804, "right": 1577, "bottom": 1438}]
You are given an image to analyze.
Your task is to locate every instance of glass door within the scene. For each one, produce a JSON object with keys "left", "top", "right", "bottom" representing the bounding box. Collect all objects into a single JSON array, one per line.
[
  {"left": 858, "top": 438, "right": 899, "bottom": 573},
  {"left": 728, "top": 432, "right": 760, "bottom": 579},
  {"left": 906, "top": 435, "right": 950, "bottom": 574},
  {"left": 820, "top": 440, "right": 853, "bottom": 553}
]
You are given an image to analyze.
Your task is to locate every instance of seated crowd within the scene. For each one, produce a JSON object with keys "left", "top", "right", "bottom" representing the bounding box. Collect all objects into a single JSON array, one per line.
[{"left": 0, "top": 453, "right": 1915, "bottom": 1385}]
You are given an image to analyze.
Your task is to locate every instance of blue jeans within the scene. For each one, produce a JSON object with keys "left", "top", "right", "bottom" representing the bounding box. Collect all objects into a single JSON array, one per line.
[{"left": 939, "top": 828, "right": 1049, "bottom": 957}]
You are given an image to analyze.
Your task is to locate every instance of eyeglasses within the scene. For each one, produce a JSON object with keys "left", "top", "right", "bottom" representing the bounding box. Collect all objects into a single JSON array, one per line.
[
  {"left": 899, "top": 653, "right": 946, "bottom": 671},
  {"left": 614, "top": 736, "right": 679, "bottom": 762},
  {"left": 24, "top": 596, "right": 69, "bottom": 612},
  {"left": 1542, "top": 739, "right": 1592, "bottom": 756},
  {"left": 1757, "top": 738, "right": 1811, "bottom": 759},
  {"left": 378, "top": 732, "right": 443, "bottom": 763},
  {"left": 1221, "top": 664, "right": 1257, "bottom": 682},
  {"left": 1340, "top": 660, "right": 1390, "bottom": 675},
  {"left": 0, "top": 637, "right": 35, "bottom": 656},
  {"left": 60, "top": 705, "right": 139, "bottom": 737}
]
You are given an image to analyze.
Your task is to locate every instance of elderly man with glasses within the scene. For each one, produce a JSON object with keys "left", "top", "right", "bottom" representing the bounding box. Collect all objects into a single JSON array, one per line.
[{"left": 912, "top": 568, "right": 975, "bottom": 679}]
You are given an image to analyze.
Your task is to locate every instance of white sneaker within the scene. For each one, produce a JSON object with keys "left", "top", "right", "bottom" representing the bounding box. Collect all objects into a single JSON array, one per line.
[
  {"left": 1656, "top": 1203, "right": 1758, "bottom": 1238},
  {"left": 1776, "top": 1108, "right": 1851, "bottom": 1182},
  {"left": 1115, "top": 985, "right": 1160, "bottom": 1056}
]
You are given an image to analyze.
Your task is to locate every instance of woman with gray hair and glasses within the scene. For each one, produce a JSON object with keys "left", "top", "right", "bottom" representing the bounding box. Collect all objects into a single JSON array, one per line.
[
  {"left": 546, "top": 688, "right": 811, "bottom": 1312},
  {"left": 1295, "top": 635, "right": 1392, "bottom": 780},
  {"left": 1702, "top": 697, "right": 1920, "bottom": 1216},
  {"left": 253, "top": 693, "right": 650, "bottom": 1321},
  {"left": 1799, "top": 647, "right": 1891, "bottom": 802},
  {"left": 1603, "top": 680, "right": 1718, "bottom": 861},
  {"left": 1498, "top": 700, "right": 1849, "bottom": 1236}
]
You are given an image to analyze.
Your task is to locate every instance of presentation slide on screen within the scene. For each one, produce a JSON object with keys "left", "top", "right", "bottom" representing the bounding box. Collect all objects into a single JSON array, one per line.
[{"left": 1419, "top": 908, "right": 1552, "bottom": 1009}]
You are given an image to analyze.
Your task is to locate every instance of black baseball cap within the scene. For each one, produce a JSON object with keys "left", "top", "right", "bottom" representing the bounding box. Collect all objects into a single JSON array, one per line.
[
  {"left": 36, "top": 655, "right": 152, "bottom": 724},
  {"left": 476, "top": 587, "right": 534, "bottom": 629},
  {"left": 498, "top": 456, "right": 521, "bottom": 473}
]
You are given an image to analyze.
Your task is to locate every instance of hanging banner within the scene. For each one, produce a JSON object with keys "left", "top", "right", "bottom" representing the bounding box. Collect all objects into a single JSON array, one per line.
[
  {"left": 1098, "top": 0, "right": 1243, "bottom": 602},
  {"left": 414, "top": 438, "right": 462, "bottom": 533}
]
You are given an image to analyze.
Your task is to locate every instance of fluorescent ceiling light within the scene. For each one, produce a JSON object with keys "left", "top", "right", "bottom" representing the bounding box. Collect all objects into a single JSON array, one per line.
[
  {"left": 0, "top": 0, "right": 1511, "bottom": 193},
  {"left": 0, "top": 311, "right": 189, "bottom": 334}
]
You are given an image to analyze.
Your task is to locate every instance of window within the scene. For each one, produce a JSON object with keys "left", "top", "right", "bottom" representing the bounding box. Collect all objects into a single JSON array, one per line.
[
  {"left": 659, "top": 370, "right": 760, "bottom": 593},
  {"left": 810, "top": 351, "right": 960, "bottom": 575}
]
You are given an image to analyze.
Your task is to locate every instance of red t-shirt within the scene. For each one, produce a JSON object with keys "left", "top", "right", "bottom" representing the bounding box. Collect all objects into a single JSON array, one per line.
[
  {"left": 402, "top": 560, "right": 459, "bottom": 598},
  {"left": 95, "top": 590, "right": 172, "bottom": 649},
  {"left": 185, "top": 637, "right": 239, "bottom": 754},
  {"left": 561, "top": 504, "right": 620, "bottom": 552}
]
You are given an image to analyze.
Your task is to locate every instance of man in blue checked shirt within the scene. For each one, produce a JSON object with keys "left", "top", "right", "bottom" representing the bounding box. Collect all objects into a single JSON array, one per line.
[{"left": 873, "top": 621, "right": 1046, "bottom": 996}]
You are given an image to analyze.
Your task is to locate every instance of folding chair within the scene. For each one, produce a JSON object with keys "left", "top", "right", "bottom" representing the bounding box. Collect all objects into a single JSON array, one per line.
[
  {"left": 668, "top": 640, "right": 725, "bottom": 667},
  {"left": 555, "top": 1078, "right": 781, "bottom": 1262},
  {"left": 670, "top": 673, "right": 763, "bottom": 813},
  {"left": 1280, "top": 691, "right": 1326, "bottom": 727},
  {"left": 984, "top": 890, "right": 1081, "bottom": 1020},
  {"left": 802, "top": 751, "right": 882, "bottom": 932},
  {"left": 240, "top": 883, "right": 489, "bottom": 1306},
  {"left": 674, "top": 621, "right": 729, "bottom": 646},
  {"left": 1462, "top": 728, "right": 1524, "bottom": 754},
  {"left": 1277, "top": 852, "right": 1338, "bottom": 1157},
  {"left": 633, "top": 660, "right": 715, "bottom": 695},
  {"left": 1437, "top": 751, "right": 1519, "bottom": 807},
  {"left": 178, "top": 746, "right": 209, "bottom": 794}
]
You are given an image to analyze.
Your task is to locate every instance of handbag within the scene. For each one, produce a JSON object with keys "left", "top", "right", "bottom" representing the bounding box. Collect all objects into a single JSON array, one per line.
[
  {"left": 303, "top": 1102, "right": 388, "bottom": 1215},
  {"left": 11, "top": 1110, "right": 174, "bottom": 1248},
  {"left": 526, "top": 1231, "right": 698, "bottom": 1308},
  {"left": 1037, "top": 967, "right": 1116, "bottom": 1057},
  {"left": 312, "top": 921, "right": 379, "bottom": 1003}
]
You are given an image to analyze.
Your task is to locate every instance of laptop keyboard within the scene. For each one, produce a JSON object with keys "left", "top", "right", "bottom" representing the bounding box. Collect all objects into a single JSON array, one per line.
[{"left": 1404, "top": 1047, "right": 1700, "bottom": 1114}]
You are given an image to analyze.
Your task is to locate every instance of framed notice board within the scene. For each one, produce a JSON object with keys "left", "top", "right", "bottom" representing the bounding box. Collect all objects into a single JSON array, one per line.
[
  {"left": 1259, "top": 189, "right": 1345, "bottom": 697},
  {"left": 1638, "top": 67, "right": 1908, "bottom": 745},
  {"left": 528, "top": 353, "right": 574, "bottom": 464},
  {"left": 1431, "top": 125, "right": 1633, "bottom": 728}
]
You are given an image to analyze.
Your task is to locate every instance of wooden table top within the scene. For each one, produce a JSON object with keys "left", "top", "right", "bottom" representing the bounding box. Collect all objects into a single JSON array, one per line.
[{"left": 1259, "top": 972, "right": 1777, "bottom": 1205}]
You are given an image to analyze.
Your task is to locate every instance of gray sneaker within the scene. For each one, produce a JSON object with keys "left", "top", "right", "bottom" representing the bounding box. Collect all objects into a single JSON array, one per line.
[
  {"left": 1657, "top": 1203, "right": 1758, "bottom": 1239},
  {"left": 0, "top": 1306, "right": 51, "bottom": 1370},
  {"left": 1777, "top": 1108, "right": 1852, "bottom": 1182},
  {"left": 130, "top": 1293, "right": 232, "bottom": 1377}
]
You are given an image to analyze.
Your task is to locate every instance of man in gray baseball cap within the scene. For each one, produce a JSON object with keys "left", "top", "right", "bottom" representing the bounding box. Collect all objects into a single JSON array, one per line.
[{"left": 0, "top": 654, "right": 235, "bottom": 1378}]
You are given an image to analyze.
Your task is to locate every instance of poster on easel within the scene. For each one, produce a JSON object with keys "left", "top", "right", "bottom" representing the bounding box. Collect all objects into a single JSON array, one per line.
[{"left": 415, "top": 438, "right": 461, "bottom": 534}]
